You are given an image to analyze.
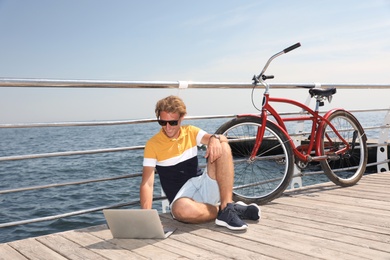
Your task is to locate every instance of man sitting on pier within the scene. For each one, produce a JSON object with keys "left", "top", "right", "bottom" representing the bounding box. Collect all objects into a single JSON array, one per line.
[{"left": 140, "top": 95, "right": 260, "bottom": 230}]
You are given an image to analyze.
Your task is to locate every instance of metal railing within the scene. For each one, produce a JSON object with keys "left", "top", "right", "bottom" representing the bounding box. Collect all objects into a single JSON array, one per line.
[
  {"left": 1, "top": 78, "right": 390, "bottom": 89},
  {"left": 1, "top": 79, "right": 390, "bottom": 230}
]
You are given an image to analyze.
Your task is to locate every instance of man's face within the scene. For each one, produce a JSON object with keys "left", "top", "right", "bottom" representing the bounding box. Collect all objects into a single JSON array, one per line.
[{"left": 158, "top": 111, "right": 182, "bottom": 139}]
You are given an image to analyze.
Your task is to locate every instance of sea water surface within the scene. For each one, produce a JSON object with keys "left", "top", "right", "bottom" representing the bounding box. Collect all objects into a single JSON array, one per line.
[{"left": 0, "top": 113, "right": 386, "bottom": 243}]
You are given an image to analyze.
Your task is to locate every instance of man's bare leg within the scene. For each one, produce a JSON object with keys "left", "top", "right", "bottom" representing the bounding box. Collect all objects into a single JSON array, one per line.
[
  {"left": 207, "top": 142, "right": 235, "bottom": 210},
  {"left": 171, "top": 198, "right": 218, "bottom": 223},
  {"left": 171, "top": 142, "right": 234, "bottom": 223}
]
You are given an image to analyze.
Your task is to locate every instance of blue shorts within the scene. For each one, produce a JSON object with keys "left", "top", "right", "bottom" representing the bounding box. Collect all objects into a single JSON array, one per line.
[{"left": 170, "top": 168, "right": 220, "bottom": 210}]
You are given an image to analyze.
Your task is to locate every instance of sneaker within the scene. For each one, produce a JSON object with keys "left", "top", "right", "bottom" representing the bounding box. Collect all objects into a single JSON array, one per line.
[
  {"left": 215, "top": 203, "right": 248, "bottom": 230},
  {"left": 233, "top": 201, "right": 261, "bottom": 221}
]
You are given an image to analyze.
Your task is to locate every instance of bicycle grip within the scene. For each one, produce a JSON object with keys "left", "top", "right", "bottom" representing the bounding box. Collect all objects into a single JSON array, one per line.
[{"left": 283, "top": 42, "right": 301, "bottom": 53}]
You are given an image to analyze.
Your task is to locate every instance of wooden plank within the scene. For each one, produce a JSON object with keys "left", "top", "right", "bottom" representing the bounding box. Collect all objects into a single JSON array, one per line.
[
  {"left": 8, "top": 238, "right": 68, "bottom": 260},
  {"left": 249, "top": 220, "right": 389, "bottom": 259},
  {"left": 270, "top": 198, "right": 390, "bottom": 236},
  {"left": 0, "top": 244, "right": 28, "bottom": 260},
  {"left": 131, "top": 218, "right": 230, "bottom": 260},
  {"left": 336, "top": 185, "right": 390, "bottom": 197},
  {"left": 264, "top": 209, "right": 390, "bottom": 244},
  {"left": 165, "top": 226, "right": 269, "bottom": 259},
  {"left": 280, "top": 194, "right": 390, "bottom": 221},
  {"left": 262, "top": 214, "right": 390, "bottom": 255},
  {"left": 86, "top": 225, "right": 213, "bottom": 259},
  {"left": 298, "top": 190, "right": 390, "bottom": 211},
  {"left": 286, "top": 182, "right": 390, "bottom": 201},
  {"left": 266, "top": 203, "right": 390, "bottom": 238},
  {"left": 215, "top": 220, "right": 364, "bottom": 259},
  {"left": 37, "top": 234, "right": 108, "bottom": 260},
  {"left": 273, "top": 195, "right": 390, "bottom": 230},
  {"left": 153, "top": 235, "right": 227, "bottom": 260},
  {"left": 161, "top": 214, "right": 319, "bottom": 260},
  {"left": 86, "top": 224, "right": 186, "bottom": 259},
  {"left": 161, "top": 217, "right": 281, "bottom": 259},
  {"left": 62, "top": 229, "right": 148, "bottom": 259},
  {"left": 107, "top": 239, "right": 187, "bottom": 259}
]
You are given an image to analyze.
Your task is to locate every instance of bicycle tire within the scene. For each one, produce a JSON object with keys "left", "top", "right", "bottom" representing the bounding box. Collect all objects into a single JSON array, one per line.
[
  {"left": 215, "top": 116, "right": 294, "bottom": 205},
  {"left": 319, "top": 110, "right": 367, "bottom": 186}
]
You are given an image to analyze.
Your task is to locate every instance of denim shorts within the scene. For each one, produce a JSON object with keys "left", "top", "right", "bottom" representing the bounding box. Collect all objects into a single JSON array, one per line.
[{"left": 170, "top": 168, "right": 220, "bottom": 210}]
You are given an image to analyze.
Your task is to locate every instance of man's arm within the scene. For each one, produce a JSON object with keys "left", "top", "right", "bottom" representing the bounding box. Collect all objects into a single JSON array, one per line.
[{"left": 140, "top": 166, "right": 155, "bottom": 209}]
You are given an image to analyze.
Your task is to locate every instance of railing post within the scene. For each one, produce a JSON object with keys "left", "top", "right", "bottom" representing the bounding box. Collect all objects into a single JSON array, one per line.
[
  {"left": 289, "top": 94, "right": 312, "bottom": 189},
  {"left": 161, "top": 189, "right": 169, "bottom": 213},
  {"left": 377, "top": 108, "right": 390, "bottom": 172}
]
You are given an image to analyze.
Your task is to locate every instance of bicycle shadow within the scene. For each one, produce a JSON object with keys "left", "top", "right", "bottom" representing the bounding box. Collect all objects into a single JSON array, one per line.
[{"left": 280, "top": 182, "right": 347, "bottom": 199}]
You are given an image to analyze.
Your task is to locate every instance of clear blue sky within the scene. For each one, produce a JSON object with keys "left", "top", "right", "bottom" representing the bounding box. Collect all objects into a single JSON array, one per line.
[{"left": 0, "top": 0, "right": 389, "bottom": 123}]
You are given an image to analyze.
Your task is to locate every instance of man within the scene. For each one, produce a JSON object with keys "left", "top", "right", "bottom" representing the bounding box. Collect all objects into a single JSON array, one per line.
[{"left": 140, "top": 95, "right": 260, "bottom": 230}]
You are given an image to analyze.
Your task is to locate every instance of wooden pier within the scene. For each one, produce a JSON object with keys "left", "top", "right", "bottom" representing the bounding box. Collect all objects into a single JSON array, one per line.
[{"left": 1, "top": 172, "right": 389, "bottom": 259}]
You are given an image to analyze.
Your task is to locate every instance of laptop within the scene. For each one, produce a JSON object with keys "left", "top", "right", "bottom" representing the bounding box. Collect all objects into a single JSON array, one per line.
[{"left": 103, "top": 209, "right": 176, "bottom": 239}]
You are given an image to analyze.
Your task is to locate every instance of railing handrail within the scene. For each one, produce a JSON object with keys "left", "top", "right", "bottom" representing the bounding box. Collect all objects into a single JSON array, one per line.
[
  {"left": 0, "top": 115, "right": 235, "bottom": 129},
  {"left": 0, "top": 173, "right": 142, "bottom": 195},
  {"left": 0, "top": 196, "right": 166, "bottom": 228},
  {"left": 0, "top": 146, "right": 145, "bottom": 162},
  {"left": 1, "top": 78, "right": 390, "bottom": 89}
]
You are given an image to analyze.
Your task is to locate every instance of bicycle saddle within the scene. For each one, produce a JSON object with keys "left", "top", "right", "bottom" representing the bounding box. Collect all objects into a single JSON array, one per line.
[{"left": 309, "top": 87, "right": 337, "bottom": 98}]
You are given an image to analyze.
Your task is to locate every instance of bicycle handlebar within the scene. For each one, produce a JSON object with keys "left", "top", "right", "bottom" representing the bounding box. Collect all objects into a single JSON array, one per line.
[
  {"left": 253, "top": 42, "right": 301, "bottom": 85},
  {"left": 283, "top": 42, "right": 301, "bottom": 53}
]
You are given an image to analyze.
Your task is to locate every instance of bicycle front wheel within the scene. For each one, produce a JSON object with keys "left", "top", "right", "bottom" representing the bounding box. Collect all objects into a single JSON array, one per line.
[
  {"left": 215, "top": 116, "right": 294, "bottom": 205},
  {"left": 319, "top": 110, "right": 367, "bottom": 186}
]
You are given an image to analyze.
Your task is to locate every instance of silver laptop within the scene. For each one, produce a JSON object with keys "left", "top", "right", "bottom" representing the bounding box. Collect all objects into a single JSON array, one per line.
[{"left": 103, "top": 209, "right": 176, "bottom": 239}]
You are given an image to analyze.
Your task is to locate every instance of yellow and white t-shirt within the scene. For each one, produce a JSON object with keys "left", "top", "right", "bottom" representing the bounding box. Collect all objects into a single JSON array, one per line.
[{"left": 143, "top": 125, "right": 206, "bottom": 203}]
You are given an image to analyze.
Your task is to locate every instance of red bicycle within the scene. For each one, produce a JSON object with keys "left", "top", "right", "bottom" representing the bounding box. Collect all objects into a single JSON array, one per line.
[{"left": 216, "top": 43, "right": 368, "bottom": 204}]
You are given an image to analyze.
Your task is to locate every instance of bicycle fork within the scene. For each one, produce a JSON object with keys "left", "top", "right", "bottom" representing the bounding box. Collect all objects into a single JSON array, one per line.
[{"left": 250, "top": 110, "right": 268, "bottom": 160}]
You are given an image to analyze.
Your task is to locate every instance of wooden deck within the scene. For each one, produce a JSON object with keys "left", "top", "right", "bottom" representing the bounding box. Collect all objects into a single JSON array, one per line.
[{"left": 1, "top": 172, "right": 389, "bottom": 259}]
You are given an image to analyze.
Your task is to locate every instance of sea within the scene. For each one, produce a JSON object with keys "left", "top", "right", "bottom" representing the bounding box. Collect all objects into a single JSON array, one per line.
[{"left": 0, "top": 112, "right": 387, "bottom": 243}]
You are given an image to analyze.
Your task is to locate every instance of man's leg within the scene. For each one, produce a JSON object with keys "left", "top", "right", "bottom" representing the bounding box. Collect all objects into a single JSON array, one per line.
[
  {"left": 171, "top": 198, "right": 218, "bottom": 223},
  {"left": 171, "top": 142, "right": 257, "bottom": 228},
  {"left": 210, "top": 142, "right": 259, "bottom": 230},
  {"left": 207, "top": 142, "right": 234, "bottom": 210}
]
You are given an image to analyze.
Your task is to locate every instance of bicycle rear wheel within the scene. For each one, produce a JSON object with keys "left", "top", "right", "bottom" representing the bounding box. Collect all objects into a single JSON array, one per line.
[
  {"left": 215, "top": 116, "right": 294, "bottom": 205},
  {"left": 319, "top": 110, "right": 367, "bottom": 186}
]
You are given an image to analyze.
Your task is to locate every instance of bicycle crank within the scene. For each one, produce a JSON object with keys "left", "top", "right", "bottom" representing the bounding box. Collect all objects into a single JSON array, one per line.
[{"left": 307, "top": 154, "right": 340, "bottom": 162}]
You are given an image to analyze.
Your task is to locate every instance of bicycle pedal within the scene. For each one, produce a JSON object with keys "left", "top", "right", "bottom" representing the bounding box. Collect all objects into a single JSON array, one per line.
[{"left": 327, "top": 154, "right": 340, "bottom": 160}]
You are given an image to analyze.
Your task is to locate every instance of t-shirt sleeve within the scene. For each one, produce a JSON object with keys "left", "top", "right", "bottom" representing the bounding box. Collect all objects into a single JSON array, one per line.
[
  {"left": 189, "top": 125, "right": 206, "bottom": 146},
  {"left": 143, "top": 140, "right": 157, "bottom": 167}
]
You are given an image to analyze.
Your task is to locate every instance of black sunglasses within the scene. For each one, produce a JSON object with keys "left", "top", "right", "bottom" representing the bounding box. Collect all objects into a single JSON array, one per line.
[{"left": 158, "top": 119, "right": 179, "bottom": 126}]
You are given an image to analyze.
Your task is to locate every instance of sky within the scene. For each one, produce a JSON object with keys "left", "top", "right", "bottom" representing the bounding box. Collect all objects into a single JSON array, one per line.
[{"left": 0, "top": 0, "right": 389, "bottom": 124}]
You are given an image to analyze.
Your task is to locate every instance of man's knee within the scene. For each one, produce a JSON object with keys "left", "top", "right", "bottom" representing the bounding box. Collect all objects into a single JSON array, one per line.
[
  {"left": 221, "top": 141, "right": 231, "bottom": 152},
  {"left": 220, "top": 142, "right": 233, "bottom": 161},
  {"left": 171, "top": 199, "right": 191, "bottom": 222}
]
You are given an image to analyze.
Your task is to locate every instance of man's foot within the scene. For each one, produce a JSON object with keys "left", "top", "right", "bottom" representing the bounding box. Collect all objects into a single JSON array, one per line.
[
  {"left": 233, "top": 201, "right": 261, "bottom": 221},
  {"left": 215, "top": 203, "right": 248, "bottom": 230}
]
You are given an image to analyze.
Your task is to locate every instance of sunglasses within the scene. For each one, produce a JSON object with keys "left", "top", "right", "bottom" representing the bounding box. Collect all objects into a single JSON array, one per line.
[{"left": 157, "top": 119, "right": 179, "bottom": 126}]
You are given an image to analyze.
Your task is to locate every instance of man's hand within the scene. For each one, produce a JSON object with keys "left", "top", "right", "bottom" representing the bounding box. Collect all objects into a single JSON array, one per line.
[{"left": 205, "top": 135, "right": 223, "bottom": 163}]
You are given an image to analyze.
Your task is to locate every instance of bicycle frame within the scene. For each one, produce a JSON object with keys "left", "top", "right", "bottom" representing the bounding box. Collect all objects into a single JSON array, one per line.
[
  {"left": 240, "top": 89, "right": 351, "bottom": 164},
  {"left": 241, "top": 42, "right": 353, "bottom": 165}
]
